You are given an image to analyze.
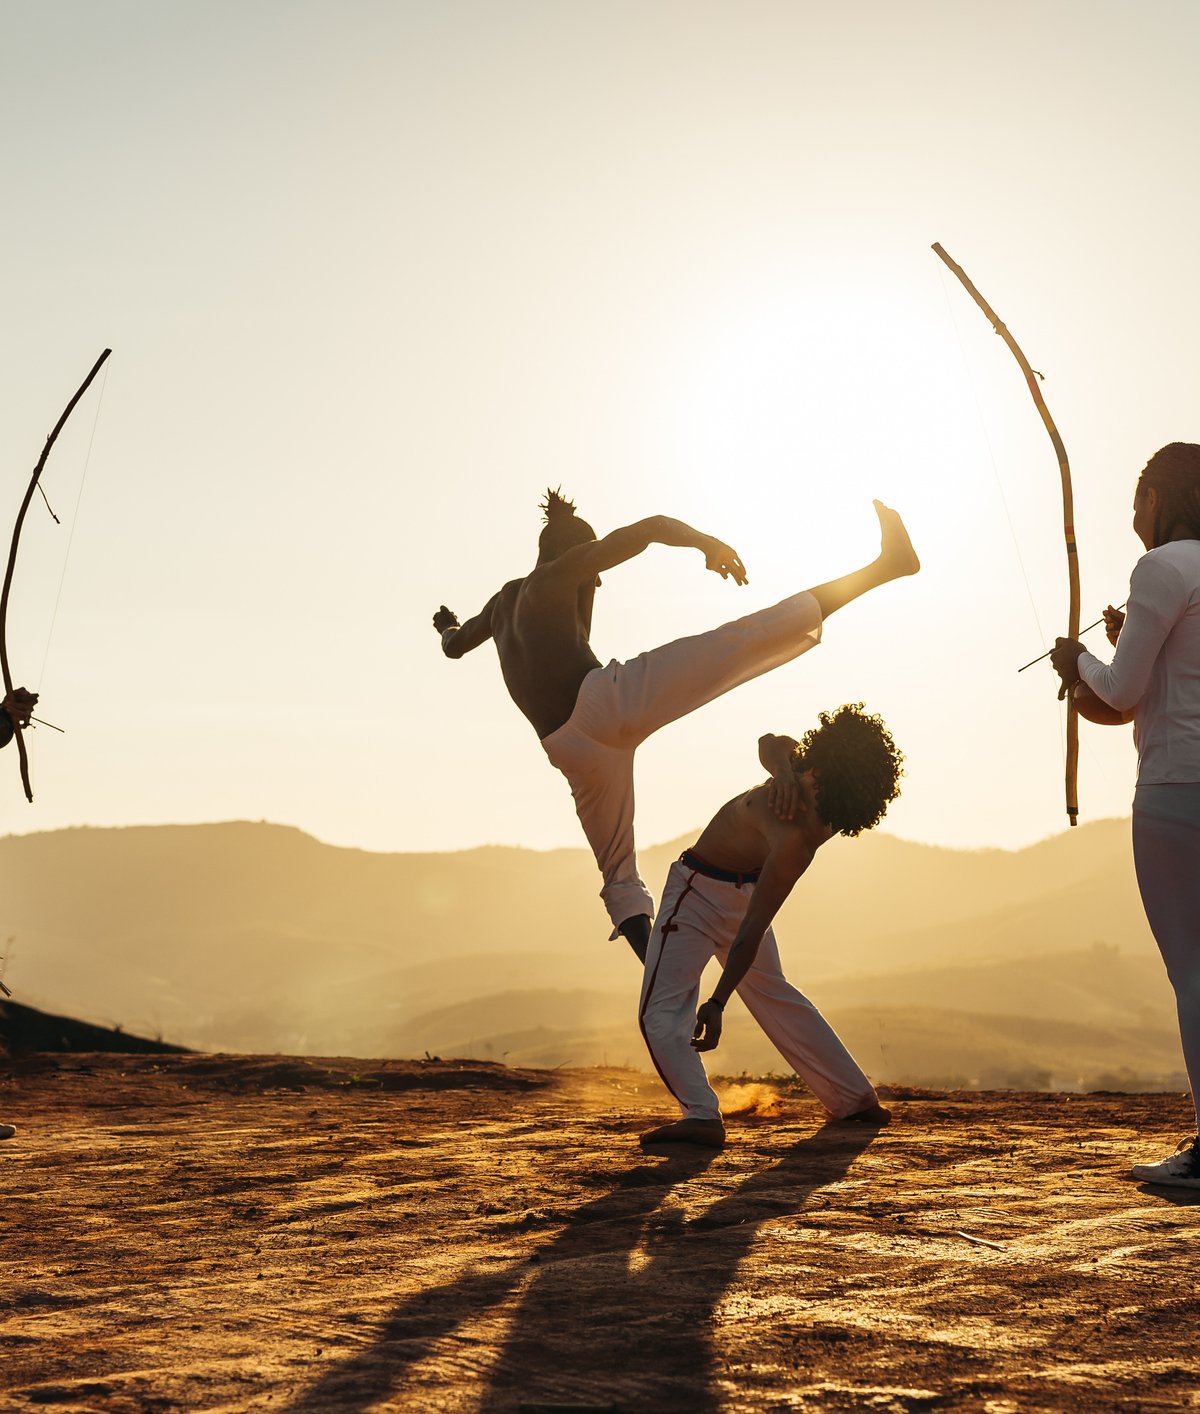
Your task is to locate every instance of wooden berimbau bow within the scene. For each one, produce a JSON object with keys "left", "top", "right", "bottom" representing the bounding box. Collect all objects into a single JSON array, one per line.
[
  {"left": 932, "top": 244, "right": 1080, "bottom": 826},
  {"left": 1, "top": 349, "right": 111, "bottom": 802}
]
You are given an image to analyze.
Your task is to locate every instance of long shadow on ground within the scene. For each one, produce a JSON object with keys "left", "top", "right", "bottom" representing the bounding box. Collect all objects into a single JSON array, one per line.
[
  {"left": 282, "top": 1122, "right": 877, "bottom": 1412},
  {"left": 481, "top": 1123, "right": 877, "bottom": 1411},
  {"left": 279, "top": 1146, "right": 718, "bottom": 1413}
]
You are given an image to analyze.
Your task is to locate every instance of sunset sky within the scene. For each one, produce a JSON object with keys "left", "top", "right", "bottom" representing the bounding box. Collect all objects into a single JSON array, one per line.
[{"left": 1, "top": 1, "right": 1197, "bottom": 857}]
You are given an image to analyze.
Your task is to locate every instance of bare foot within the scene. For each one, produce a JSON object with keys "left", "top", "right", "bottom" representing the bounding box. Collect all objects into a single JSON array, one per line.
[
  {"left": 833, "top": 1103, "right": 891, "bottom": 1126},
  {"left": 640, "top": 1118, "right": 726, "bottom": 1148},
  {"left": 873, "top": 500, "right": 920, "bottom": 579}
]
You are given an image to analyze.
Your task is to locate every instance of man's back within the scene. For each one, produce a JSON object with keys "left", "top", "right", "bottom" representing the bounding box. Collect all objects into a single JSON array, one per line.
[
  {"left": 489, "top": 569, "right": 603, "bottom": 739},
  {"left": 440, "top": 509, "right": 746, "bottom": 740}
]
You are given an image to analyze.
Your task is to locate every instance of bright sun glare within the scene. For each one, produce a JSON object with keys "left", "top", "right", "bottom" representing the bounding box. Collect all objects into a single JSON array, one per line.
[{"left": 662, "top": 281, "right": 979, "bottom": 587}]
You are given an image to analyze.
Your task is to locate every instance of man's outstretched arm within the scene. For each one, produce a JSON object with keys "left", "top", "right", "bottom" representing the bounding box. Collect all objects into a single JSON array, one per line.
[
  {"left": 544, "top": 516, "right": 747, "bottom": 590},
  {"left": 432, "top": 594, "right": 499, "bottom": 659}
]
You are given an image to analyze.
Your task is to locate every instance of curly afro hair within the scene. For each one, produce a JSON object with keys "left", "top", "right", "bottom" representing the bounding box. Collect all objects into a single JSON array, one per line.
[{"left": 791, "top": 704, "right": 903, "bottom": 836}]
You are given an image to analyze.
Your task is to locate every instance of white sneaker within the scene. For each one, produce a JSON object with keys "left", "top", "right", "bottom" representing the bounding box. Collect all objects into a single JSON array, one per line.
[
  {"left": 0, "top": 1123, "right": 14, "bottom": 1141},
  {"left": 1130, "top": 1136, "right": 1200, "bottom": 1188}
]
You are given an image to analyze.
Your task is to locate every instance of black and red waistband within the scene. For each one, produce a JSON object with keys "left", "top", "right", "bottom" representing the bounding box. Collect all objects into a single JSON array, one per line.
[{"left": 679, "top": 848, "right": 760, "bottom": 886}]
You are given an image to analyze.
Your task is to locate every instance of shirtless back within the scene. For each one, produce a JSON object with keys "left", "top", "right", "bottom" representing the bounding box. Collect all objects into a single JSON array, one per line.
[
  {"left": 435, "top": 504, "right": 746, "bottom": 740},
  {"left": 451, "top": 573, "right": 602, "bottom": 740}
]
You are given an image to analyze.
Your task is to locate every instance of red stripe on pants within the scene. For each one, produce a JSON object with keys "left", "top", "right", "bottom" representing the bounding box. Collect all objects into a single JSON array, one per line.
[{"left": 638, "top": 871, "right": 697, "bottom": 1105}]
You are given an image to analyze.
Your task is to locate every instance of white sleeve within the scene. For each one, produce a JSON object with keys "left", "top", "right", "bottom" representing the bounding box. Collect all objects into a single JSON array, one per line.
[{"left": 1076, "top": 554, "right": 1190, "bottom": 711}]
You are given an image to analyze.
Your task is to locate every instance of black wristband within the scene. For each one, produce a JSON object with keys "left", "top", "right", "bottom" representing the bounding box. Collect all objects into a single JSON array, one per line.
[{"left": 707, "top": 996, "right": 725, "bottom": 1011}]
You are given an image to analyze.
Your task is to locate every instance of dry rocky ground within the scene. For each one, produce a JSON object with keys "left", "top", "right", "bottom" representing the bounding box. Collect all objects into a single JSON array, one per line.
[{"left": 2, "top": 1054, "right": 1199, "bottom": 1413}]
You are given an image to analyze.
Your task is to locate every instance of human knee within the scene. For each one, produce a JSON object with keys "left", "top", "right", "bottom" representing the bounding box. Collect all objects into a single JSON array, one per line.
[
  {"left": 740, "top": 978, "right": 814, "bottom": 1011},
  {"left": 1168, "top": 963, "right": 1200, "bottom": 1015},
  {"left": 640, "top": 1002, "right": 688, "bottom": 1045}
]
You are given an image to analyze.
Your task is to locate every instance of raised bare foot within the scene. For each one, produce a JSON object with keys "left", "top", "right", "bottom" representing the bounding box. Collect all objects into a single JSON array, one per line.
[
  {"left": 639, "top": 1118, "right": 726, "bottom": 1148},
  {"left": 873, "top": 500, "right": 920, "bottom": 579},
  {"left": 833, "top": 1102, "right": 891, "bottom": 1126}
]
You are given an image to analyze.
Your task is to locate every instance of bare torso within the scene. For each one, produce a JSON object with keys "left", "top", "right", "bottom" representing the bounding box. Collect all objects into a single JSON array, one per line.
[
  {"left": 692, "top": 782, "right": 815, "bottom": 872},
  {"left": 441, "top": 511, "right": 750, "bottom": 744},
  {"left": 489, "top": 569, "right": 603, "bottom": 739}
]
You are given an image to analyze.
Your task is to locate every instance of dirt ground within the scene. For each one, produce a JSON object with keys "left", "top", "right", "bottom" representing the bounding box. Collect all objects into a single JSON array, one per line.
[{"left": 2, "top": 1054, "right": 1199, "bottom": 1413}]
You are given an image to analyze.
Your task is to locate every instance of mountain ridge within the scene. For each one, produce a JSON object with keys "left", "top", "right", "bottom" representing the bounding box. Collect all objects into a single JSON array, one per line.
[{"left": 0, "top": 817, "right": 1176, "bottom": 1085}]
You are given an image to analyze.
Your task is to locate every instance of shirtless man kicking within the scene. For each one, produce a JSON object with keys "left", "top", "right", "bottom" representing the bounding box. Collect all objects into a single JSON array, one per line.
[
  {"left": 639, "top": 706, "right": 901, "bottom": 1146},
  {"left": 434, "top": 492, "right": 918, "bottom": 961}
]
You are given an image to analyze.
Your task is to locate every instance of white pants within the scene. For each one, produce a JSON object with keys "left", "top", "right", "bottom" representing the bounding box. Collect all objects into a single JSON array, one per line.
[
  {"left": 540, "top": 590, "right": 822, "bottom": 931},
  {"left": 638, "top": 858, "right": 878, "bottom": 1121},
  {"left": 1133, "top": 783, "right": 1200, "bottom": 1130}
]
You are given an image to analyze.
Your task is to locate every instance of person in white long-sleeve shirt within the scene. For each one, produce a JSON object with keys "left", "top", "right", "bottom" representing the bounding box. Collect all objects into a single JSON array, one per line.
[{"left": 1052, "top": 442, "right": 1200, "bottom": 1189}]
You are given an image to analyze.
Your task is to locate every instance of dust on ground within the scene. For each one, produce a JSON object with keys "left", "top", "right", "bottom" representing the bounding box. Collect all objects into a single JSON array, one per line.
[
  {"left": 714, "top": 1081, "right": 784, "bottom": 1119},
  {"left": 2, "top": 1053, "right": 1199, "bottom": 1413}
]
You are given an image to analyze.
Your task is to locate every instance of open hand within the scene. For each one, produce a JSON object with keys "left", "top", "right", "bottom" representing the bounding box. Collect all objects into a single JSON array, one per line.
[
  {"left": 432, "top": 605, "right": 459, "bottom": 634},
  {"left": 1103, "top": 604, "right": 1125, "bottom": 646},
  {"left": 703, "top": 539, "right": 748, "bottom": 586},
  {"left": 767, "top": 771, "right": 800, "bottom": 821},
  {"left": 691, "top": 1000, "right": 724, "bottom": 1052}
]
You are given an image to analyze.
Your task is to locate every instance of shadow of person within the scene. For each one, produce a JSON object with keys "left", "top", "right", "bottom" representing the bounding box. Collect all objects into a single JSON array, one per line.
[
  {"left": 278, "top": 1147, "right": 717, "bottom": 1414},
  {"left": 1132, "top": 1182, "right": 1200, "bottom": 1207},
  {"left": 480, "top": 1120, "right": 880, "bottom": 1412}
]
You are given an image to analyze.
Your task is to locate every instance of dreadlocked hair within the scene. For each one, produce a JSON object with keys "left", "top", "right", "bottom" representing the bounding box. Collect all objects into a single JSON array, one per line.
[
  {"left": 1138, "top": 443, "right": 1200, "bottom": 547},
  {"left": 537, "top": 486, "right": 596, "bottom": 557},
  {"left": 540, "top": 486, "right": 578, "bottom": 523},
  {"left": 791, "top": 704, "right": 903, "bottom": 837}
]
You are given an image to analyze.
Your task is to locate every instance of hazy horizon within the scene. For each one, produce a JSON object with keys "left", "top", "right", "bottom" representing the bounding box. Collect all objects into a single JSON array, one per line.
[
  {"left": 0, "top": 806, "right": 1140, "bottom": 857},
  {"left": 1, "top": 815, "right": 1181, "bottom": 1091}
]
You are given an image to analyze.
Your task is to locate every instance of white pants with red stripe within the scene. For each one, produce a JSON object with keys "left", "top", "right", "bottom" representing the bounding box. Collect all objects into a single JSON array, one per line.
[
  {"left": 638, "top": 859, "right": 878, "bottom": 1121},
  {"left": 540, "top": 590, "right": 823, "bottom": 932}
]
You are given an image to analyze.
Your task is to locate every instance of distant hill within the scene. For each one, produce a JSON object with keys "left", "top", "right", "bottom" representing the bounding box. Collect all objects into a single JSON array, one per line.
[
  {"left": 0, "top": 819, "right": 1182, "bottom": 1087},
  {"left": 0, "top": 998, "right": 188, "bottom": 1058},
  {"left": 415, "top": 998, "right": 1186, "bottom": 1095}
]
